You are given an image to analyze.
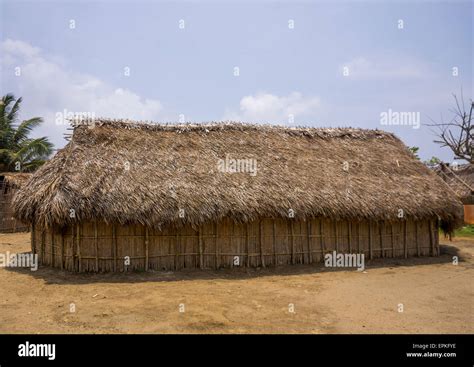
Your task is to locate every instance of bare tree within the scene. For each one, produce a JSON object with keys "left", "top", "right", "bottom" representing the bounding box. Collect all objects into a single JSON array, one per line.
[{"left": 427, "top": 92, "right": 473, "bottom": 164}]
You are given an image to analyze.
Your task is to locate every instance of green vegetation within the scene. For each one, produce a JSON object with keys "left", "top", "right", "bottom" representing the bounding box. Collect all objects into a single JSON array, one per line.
[
  {"left": 454, "top": 224, "right": 474, "bottom": 238},
  {"left": 0, "top": 94, "right": 53, "bottom": 172},
  {"left": 409, "top": 146, "right": 420, "bottom": 160}
]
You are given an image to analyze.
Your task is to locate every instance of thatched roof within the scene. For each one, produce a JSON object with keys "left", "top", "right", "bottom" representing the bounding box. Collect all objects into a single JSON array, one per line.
[
  {"left": 13, "top": 119, "right": 463, "bottom": 229},
  {"left": 0, "top": 172, "right": 32, "bottom": 189},
  {"left": 435, "top": 163, "right": 474, "bottom": 203}
]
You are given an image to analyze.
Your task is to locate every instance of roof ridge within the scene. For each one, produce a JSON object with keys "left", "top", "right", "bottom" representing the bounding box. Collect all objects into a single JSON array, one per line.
[{"left": 69, "top": 118, "right": 395, "bottom": 139}]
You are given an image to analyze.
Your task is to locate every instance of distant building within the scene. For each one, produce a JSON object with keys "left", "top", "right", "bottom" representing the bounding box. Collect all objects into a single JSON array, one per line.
[
  {"left": 436, "top": 163, "right": 474, "bottom": 224},
  {"left": 0, "top": 172, "right": 31, "bottom": 232}
]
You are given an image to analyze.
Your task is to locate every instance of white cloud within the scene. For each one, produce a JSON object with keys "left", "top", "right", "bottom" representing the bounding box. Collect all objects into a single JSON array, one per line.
[
  {"left": 224, "top": 92, "right": 321, "bottom": 123},
  {"left": 0, "top": 39, "right": 164, "bottom": 147},
  {"left": 2, "top": 39, "right": 40, "bottom": 59},
  {"left": 340, "top": 56, "right": 426, "bottom": 79}
]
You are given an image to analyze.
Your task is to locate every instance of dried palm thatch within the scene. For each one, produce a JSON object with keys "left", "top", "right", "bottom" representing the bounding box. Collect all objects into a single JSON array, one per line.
[
  {"left": 13, "top": 119, "right": 463, "bottom": 229},
  {"left": 1, "top": 172, "right": 32, "bottom": 189}
]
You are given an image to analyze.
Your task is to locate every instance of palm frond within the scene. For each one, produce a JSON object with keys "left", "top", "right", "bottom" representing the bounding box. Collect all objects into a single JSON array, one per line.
[
  {"left": 21, "top": 159, "right": 49, "bottom": 172},
  {"left": 14, "top": 137, "right": 54, "bottom": 161},
  {"left": 0, "top": 93, "right": 53, "bottom": 172},
  {"left": 7, "top": 96, "right": 22, "bottom": 125},
  {"left": 13, "top": 117, "right": 43, "bottom": 144},
  {"left": 0, "top": 93, "right": 17, "bottom": 129}
]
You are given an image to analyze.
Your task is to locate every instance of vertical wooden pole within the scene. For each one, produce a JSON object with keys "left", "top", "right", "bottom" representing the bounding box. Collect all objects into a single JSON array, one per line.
[
  {"left": 319, "top": 219, "right": 324, "bottom": 258},
  {"left": 60, "top": 230, "right": 64, "bottom": 270},
  {"left": 368, "top": 222, "right": 373, "bottom": 260},
  {"left": 416, "top": 221, "right": 420, "bottom": 256},
  {"left": 357, "top": 222, "right": 361, "bottom": 254},
  {"left": 145, "top": 227, "right": 149, "bottom": 271},
  {"left": 379, "top": 221, "right": 384, "bottom": 258},
  {"left": 429, "top": 220, "right": 434, "bottom": 257},
  {"left": 76, "top": 223, "right": 81, "bottom": 272},
  {"left": 51, "top": 229, "right": 55, "bottom": 267},
  {"left": 94, "top": 221, "right": 99, "bottom": 271},
  {"left": 175, "top": 230, "right": 179, "bottom": 271},
  {"left": 260, "top": 220, "right": 265, "bottom": 267},
  {"left": 71, "top": 224, "right": 75, "bottom": 272},
  {"left": 290, "top": 221, "right": 295, "bottom": 265},
  {"left": 403, "top": 221, "right": 408, "bottom": 259},
  {"left": 31, "top": 223, "right": 36, "bottom": 254},
  {"left": 390, "top": 222, "right": 395, "bottom": 258},
  {"left": 272, "top": 219, "right": 277, "bottom": 266},
  {"left": 41, "top": 229, "right": 45, "bottom": 265},
  {"left": 215, "top": 222, "right": 219, "bottom": 269},
  {"left": 246, "top": 223, "right": 250, "bottom": 268},
  {"left": 198, "top": 225, "right": 203, "bottom": 269},
  {"left": 307, "top": 220, "right": 312, "bottom": 264},
  {"left": 113, "top": 225, "right": 117, "bottom": 272},
  {"left": 348, "top": 221, "right": 352, "bottom": 253}
]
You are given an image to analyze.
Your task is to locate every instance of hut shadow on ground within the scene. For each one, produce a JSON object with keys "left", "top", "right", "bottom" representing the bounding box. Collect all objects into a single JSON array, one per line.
[{"left": 4, "top": 244, "right": 468, "bottom": 286}]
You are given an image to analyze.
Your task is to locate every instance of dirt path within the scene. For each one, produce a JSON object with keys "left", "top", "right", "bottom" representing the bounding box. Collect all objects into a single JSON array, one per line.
[{"left": 0, "top": 232, "right": 472, "bottom": 334}]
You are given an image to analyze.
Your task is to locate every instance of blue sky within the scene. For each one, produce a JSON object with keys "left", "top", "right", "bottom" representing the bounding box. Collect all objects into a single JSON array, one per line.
[{"left": 0, "top": 0, "right": 472, "bottom": 162}]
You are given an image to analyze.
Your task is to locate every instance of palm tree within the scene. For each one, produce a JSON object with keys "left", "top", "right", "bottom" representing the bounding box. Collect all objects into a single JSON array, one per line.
[{"left": 0, "top": 94, "right": 53, "bottom": 172}]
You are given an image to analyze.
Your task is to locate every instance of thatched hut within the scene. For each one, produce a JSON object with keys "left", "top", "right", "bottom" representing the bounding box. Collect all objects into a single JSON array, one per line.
[
  {"left": 1, "top": 172, "right": 31, "bottom": 232},
  {"left": 13, "top": 120, "right": 462, "bottom": 272},
  {"left": 436, "top": 163, "right": 474, "bottom": 224}
]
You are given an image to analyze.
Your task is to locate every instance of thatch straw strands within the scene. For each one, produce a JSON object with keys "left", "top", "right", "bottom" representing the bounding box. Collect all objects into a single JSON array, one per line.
[
  {"left": 1, "top": 172, "right": 32, "bottom": 189},
  {"left": 13, "top": 119, "right": 462, "bottom": 230}
]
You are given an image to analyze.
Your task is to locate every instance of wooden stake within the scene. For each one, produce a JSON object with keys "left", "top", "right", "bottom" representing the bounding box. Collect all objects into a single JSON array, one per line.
[
  {"left": 31, "top": 223, "right": 36, "bottom": 254},
  {"left": 273, "top": 220, "right": 277, "bottom": 266},
  {"left": 112, "top": 225, "right": 117, "bottom": 272},
  {"left": 290, "top": 221, "right": 296, "bottom": 265},
  {"left": 403, "top": 221, "right": 407, "bottom": 259},
  {"left": 60, "top": 230, "right": 64, "bottom": 270},
  {"left": 319, "top": 219, "right": 324, "bottom": 258},
  {"left": 145, "top": 227, "right": 149, "bottom": 271},
  {"left": 368, "top": 222, "right": 373, "bottom": 260},
  {"left": 41, "top": 229, "right": 45, "bottom": 265},
  {"left": 246, "top": 223, "right": 250, "bottom": 268},
  {"left": 390, "top": 222, "right": 395, "bottom": 258},
  {"left": 260, "top": 220, "right": 265, "bottom": 267},
  {"left": 76, "top": 223, "right": 81, "bottom": 272},
  {"left": 175, "top": 231, "right": 179, "bottom": 271},
  {"left": 215, "top": 222, "right": 219, "bottom": 269},
  {"left": 71, "top": 224, "right": 75, "bottom": 271},
  {"left": 416, "top": 221, "right": 420, "bottom": 256},
  {"left": 379, "top": 221, "right": 384, "bottom": 258},
  {"left": 94, "top": 221, "right": 99, "bottom": 271},
  {"left": 357, "top": 222, "right": 361, "bottom": 254},
  {"left": 348, "top": 221, "right": 352, "bottom": 253},
  {"left": 198, "top": 225, "right": 203, "bottom": 269},
  {"left": 229, "top": 222, "right": 233, "bottom": 269},
  {"left": 307, "top": 220, "right": 312, "bottom": 264},
  {"left": 429, "top": 220, "right": 434, "bottom": 256},
  {"left": 51, "top": 229, "right": 55, "bottom": 267}
]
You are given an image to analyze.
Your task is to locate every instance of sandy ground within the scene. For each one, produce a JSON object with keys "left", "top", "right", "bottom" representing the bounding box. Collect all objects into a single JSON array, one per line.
[{"left": 0, "top": 232, "right": 472, "bottom": 334}]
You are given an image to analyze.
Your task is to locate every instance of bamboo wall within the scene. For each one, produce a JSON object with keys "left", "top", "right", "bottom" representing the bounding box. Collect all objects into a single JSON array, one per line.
[
  {"left": 31, "top": 217, "right": 439, "bottom": 272},
  {"left": 0, "top": 182, "right": 29, "bottom": 233}
]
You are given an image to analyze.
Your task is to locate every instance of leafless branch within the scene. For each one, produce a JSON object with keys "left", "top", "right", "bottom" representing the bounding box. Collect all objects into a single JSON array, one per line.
[{"left": 426, "top": 92, "right": 473, "bottom": 163}]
